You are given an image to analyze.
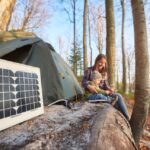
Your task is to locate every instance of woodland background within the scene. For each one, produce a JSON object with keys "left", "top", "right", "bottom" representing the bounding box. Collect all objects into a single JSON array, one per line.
[{"left": 0, "top": 0, "right": 150, "bottom": 149}]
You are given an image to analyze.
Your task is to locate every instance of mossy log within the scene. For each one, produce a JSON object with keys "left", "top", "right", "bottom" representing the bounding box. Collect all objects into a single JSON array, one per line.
[{"left": 0, "top": 102, "right": 137, "bottom": 150}]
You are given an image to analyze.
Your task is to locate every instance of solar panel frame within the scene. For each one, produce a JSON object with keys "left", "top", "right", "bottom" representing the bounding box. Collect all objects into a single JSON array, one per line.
[{"left": 0, "top": 59, "right": 44, "bottom": 131}]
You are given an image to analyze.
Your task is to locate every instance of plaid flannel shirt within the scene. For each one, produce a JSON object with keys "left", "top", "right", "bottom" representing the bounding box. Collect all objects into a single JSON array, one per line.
[{"left": 81, "top": 67, "right": 111, "bottom": 91}]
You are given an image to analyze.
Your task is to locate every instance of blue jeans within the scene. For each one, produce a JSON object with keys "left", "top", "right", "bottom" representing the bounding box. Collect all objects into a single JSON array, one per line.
[
  {"left": 109, "top": 93, "right": 129, "bottom": 120},
  {"left": 88, "top": 93, "right": 111, "bottom": 102}
]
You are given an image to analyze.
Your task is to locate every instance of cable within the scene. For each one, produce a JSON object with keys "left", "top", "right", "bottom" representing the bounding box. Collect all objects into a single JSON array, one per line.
[{"left": 48, "top": 99, "right": 68, "bottom": 107}]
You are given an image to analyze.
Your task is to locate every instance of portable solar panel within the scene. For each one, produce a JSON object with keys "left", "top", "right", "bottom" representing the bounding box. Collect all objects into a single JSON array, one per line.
[{"left": 0, "top": 59, "right": 44, "bottom": 131}]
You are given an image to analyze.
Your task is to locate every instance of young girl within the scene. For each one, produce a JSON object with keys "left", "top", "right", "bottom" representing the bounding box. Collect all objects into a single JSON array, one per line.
[{"left": 87, "top": 70, "right": 118, "bottom": 106}]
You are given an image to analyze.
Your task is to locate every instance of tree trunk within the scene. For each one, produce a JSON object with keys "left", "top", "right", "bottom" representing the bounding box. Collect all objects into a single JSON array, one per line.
[
  {"left": 73, "top": 0, "right": 77, "bottom": 75},
  {"left": 130, "top": 0, "right": 150, "bottom": 146},
  {"left": 0, "top": 0, "right": 16, "bottom": 31},
  {"left": 105, "top": 0, "right": 116, "bottom": 88},
  {"left": 127, "top": 56, "right": 131, "bottom": 93},
  {"left": 83, "top": 0, "right": 88, "bottom": 71},
  {"left": 117, "top": 67, "right": 119, "bottom": 90},
  {"left": 121, "top": 0, "right": 127, "bottom": 94},
  {"left": 88, "top": 6, "right": 93, "bottom": 67},
  {"left": 97, "top": 21, "right": 103, "bottom": 54},
  {"left": 88, "top": 104, "right": 137, "bottom": 150}
]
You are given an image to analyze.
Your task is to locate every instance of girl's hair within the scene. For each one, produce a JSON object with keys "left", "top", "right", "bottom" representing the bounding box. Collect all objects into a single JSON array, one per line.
[{"left": 93, "top": 54, "right": 108, "bottom": 73}]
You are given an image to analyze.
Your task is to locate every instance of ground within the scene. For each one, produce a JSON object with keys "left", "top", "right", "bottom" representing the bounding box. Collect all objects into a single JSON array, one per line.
[{"left": 124, "top": 95, "right": 150, "bottom": 150}]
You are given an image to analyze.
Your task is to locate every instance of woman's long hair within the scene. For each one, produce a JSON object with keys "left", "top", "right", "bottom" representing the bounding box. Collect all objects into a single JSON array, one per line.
[{"left": 93, "top": 54, "right": 108, "bottom": 73}]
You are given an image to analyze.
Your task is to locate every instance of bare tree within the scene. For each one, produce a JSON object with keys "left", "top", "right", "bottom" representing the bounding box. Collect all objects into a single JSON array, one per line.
[
  {"left": 105, "top": 0, "right": 116, "bottom": 88},
  {"left": 9, "top": 0, "right": 51, "bottom": 31},
  {"left": 0, "top": 0, "right": 16, "bottom": 31},
  {"left": 96, "top": 7, "right": 104, "bottom": 54},
  {"left": 89, "top": 4, "right": 104, "bottom": 54},
  {"left": 116, "top": 59, "right": 122, "bottom": 90},
  {"left": 87, "top": 6, "right": 93, "bottom": 66},
  {"left": 60, "top": 0, "right": 79, "bottom": 76},
  {"left": 57, "top": 36, "right": 65, "bottom": 54},
  {"left": 130, "top": 0, "right": 150, "bottom": 146},
  {"left": 121, "top": 0, "right": 127, "bottom": 93},
  {"left": 126, "top": 50, "right": 135, "bottom": 93},
  {"left": 83, "top": 0, "right": 88, "bottom": 70},
  {"left": 72, "top": 0, "right": 77, "bottom": 75}
]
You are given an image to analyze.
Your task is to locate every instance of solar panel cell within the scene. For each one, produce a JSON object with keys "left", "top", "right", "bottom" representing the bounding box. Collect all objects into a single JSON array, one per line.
[
  {"left": 0, "top": 69, "right": 2, "bottom": 75},
  {"left": 5, "top": 109, "right": 11, "bottom": 117},
  {"left": 11, "top": 101, "right": 15, "bottom": 107},
  {"left": 11, "top": 108, "right": 16, "bottom": 116},
  {"left": 0, "top": 110, "right": 4, "bottom": 119},
  {"left": 0, "top": 102, "right": 3, "bottom": 109},
  {"left": 0, "top": 93, "right": 3, "bottom": 100}
]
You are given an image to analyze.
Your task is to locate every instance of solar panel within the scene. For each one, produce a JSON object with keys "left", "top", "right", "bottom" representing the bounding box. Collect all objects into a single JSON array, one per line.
[{"left": 0, "top": 59, "right": 44, "bottom": 131}]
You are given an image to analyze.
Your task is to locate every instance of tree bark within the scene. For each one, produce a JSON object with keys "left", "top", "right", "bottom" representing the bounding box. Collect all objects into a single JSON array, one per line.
[
  {"left": 130, "top": 0, "right": 150, "bottom": 146},
  {"left": 97, "top": 19, "right": 103, "bottom": 54},
  {"left": 87, "top": 6, "right": 93, "bottom": 67},
  {"left": 87, "top": 104, "right": 137, "bottom": 150},
  {"left": 117, "top": 67, "right": 119, "bottom": 90},
  {"left": 73, "top": 0, "right": 77, "bottom": 75},
  {"left": 0, "top": 103, "right": 137, "bottom": 150},
  {"left": 0, "top": 0, "right": 16, "bottom": 31},
  {"left": 121, "top": 0, "right": 127, "bottom": 94},
  {"left": 89, "top": 4, "right": 104, "bottom": 55},
  {"left": 128, "top": 57, "right": 131, "bottom": 93},
  {"left": 105, "top": 0, "right": 116, "bottom": 88},
  {"left": 83, "top": 0, "right": 88, "bottom": 71}
]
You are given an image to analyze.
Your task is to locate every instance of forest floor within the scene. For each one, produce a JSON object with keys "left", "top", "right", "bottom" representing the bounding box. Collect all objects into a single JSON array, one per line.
[{"left": 124, "top": 95, "right": 150, "bottom": 150}]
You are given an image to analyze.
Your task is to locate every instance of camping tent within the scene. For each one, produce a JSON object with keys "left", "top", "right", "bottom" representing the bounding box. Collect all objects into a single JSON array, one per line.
[{"left": 0, "top": 31, "right": 84, "bottom": 105}]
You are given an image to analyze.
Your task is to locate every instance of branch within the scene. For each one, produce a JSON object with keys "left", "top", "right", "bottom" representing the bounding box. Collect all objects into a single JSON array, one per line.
[{"left": 63, "top": 7, "right": 73, "bottom": 23}]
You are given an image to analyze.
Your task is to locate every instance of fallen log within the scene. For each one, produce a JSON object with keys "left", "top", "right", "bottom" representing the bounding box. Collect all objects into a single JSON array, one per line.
[
  {"left": 0, "top": 102, "right": 137, "bottom": 150},
  {"left": 87, "top": 104, "right": 137, "bottom": 150}
]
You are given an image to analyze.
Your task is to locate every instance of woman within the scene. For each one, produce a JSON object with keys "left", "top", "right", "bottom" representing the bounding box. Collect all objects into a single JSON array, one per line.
[{"left": 82, "top": 54, "right": 129, "bottom": 120}]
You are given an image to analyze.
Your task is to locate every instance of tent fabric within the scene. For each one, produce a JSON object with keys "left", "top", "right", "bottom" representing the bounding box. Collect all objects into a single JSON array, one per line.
[
  {"left": 0, "top": 38, "right": 40, "bottom": 57},
  {"left": 0, "top": 31, "right": 84, "bottom": 105}
]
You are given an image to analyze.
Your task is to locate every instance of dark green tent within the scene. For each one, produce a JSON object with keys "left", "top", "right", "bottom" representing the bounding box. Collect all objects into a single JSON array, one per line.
[{"left": 0, "top": 31, "right": 84, "bottom": 105}]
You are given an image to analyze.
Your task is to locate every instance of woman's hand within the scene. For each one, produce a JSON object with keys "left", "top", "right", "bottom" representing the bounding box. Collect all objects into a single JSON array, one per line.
[
  {"left": 105, "top": 90, "right": 111, "bottom": 94},
  {"left": 87, "top": 85, "right": 97, "bottom": 93},
  {"left": 109, "top": 88, "right": 116, "bottom": 93}
]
